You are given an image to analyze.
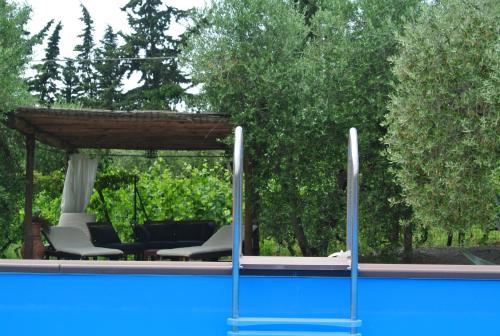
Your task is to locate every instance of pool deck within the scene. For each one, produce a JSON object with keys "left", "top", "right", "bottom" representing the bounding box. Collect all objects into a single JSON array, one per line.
[{"left": 0, "top": 258, "right": 499, "bottom": 279}]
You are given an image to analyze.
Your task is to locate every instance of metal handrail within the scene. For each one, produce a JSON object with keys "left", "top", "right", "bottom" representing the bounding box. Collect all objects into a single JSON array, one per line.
[
  {"left": 230, "top": 126, "right": 359, "bottom": 334},
  {"left": 232, "top": 126, "right": 243, "bottom": 333},
  {"left": 347, "top": 128, "right": 359, "bottom": 335}
]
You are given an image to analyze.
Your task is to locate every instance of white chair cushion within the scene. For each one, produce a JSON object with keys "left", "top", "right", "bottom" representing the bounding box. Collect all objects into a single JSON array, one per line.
[
  {"left": 58, "top": 212, "right": 96, "bottom": 238},
  {"left": 46, "top": 226, "right": 122, "bottom": 257}
]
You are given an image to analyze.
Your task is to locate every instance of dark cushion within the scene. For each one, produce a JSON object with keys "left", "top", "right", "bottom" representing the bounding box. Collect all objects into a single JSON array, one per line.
[
  {"left": 138, "top": 220, "right": 217, "bottom": 250},
  {"left": 144, "top": 221, "right": 176, "bottom": 241},
  {"left": 133, "top": 224, "right": 151, "bottom": 243},
  {"left": 87, "top": 222, "right": 121, "bottom": 245},
  {"left": 175, "top": 220, "right": 216, "bottom": 241}
]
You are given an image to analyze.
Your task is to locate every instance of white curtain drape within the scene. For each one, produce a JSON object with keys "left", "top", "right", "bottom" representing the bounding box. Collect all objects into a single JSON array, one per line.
[{"left": 60, "top": 154, "right": 98, "bottom": 213}]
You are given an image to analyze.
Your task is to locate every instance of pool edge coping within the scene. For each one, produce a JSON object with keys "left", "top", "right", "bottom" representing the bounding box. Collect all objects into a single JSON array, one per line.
[{"left": 0, "top": 259, "right": 499, "bottom": 279}]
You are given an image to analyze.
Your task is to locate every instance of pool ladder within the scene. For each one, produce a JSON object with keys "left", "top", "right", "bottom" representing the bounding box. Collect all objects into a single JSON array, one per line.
[{"left": 228, "top": 127, "right": 361, "bottom": 336}]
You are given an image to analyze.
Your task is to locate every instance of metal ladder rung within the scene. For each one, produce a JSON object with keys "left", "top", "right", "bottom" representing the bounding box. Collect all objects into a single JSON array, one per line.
[
  {"left": 228, "top": 317, "right": 361, "bottom": 328},
  {"left": 228, "top": 331, "right": 361, "bottom": 336}
]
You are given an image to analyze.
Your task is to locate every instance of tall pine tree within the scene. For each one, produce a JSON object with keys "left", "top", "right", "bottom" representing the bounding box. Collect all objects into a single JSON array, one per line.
[
  {"left": 121, "top": 0, "right": 188, "bottom": 109},
  {"left": 95, "top": 26, "right": 124, "bottom": 109},
  {"left": 61, "top": 58, "right": 79, "bottom": 104},
  {"left": 74, "top": 4, "right": 96, "bottom": 106},
  {"left": 31, "top": 19, "right": 54, "bottom": 47},
  {"left": 30, "top": 21, "right": 62, "bottom": 105}
]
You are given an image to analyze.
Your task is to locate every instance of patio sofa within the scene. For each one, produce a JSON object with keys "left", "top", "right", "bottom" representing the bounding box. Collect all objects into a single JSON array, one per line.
[
  {"left": 86, "top": 221, "right": 146, "bottom": 258},
  {"left": 133, "top": 220, "right": 216, "bottom": 250}
]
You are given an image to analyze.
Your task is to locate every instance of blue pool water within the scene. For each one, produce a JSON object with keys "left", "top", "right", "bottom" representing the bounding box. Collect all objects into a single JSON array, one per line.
[{"left": 0, "top": 273, "right": 498, "bottom": 335}]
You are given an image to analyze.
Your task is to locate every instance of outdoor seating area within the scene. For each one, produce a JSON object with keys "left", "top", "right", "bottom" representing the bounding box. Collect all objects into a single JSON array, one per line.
[
  {"left": 7, "top": 107, "right": 240, "bottom": 261},
  {"left": 39, "top": 212, "right": 229, "bottom": 261}
]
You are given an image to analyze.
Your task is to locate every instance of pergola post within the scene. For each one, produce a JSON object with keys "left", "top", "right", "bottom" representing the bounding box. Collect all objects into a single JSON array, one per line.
[{"left": 22, "top": 134, "right": 35, "bottom": 259}]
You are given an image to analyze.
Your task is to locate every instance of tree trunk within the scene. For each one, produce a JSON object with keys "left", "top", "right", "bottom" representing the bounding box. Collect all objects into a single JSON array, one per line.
[
  {"left": 389, "top": 222, "right": 400, "bottom": 247},
  {"left": 447, "top": 232, "right": 453, "bottom": 247},
  {"left": 252, "top": 225, "right": 260, "bottom": 256},
  {"left": 291, "top": 214, "right": 312, "bottom": 256},
  {"left": 289, "top": 192, "right": 312, "bottom": 256},
  {"left": 419, "top": 226, "right": 429, "bottom": 245},
  {"left": 458, "top": 231, "right": 465, "bottom": 246},
  {"left": 403, "top": 222, "right": 413, "bottom": 262}
]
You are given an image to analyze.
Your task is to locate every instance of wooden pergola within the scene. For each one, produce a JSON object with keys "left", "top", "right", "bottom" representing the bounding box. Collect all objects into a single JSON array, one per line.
[{"left": 7, "top": 106, "right": 254, "bottom": 259}]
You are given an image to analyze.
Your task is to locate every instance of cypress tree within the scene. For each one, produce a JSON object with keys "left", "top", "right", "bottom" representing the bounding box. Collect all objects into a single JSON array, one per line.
[
  {"left": 31, "top": 19, "right": 54, "bottom": 47},
  {"left": 121, "top": 0, "right": 189, "bottom": 109},
  {"left": 74, "top": 4, "right": 96, "bottom": 106},
  {"left": 95, "top": 26, "right": 124, "bottom": 109},
  {"left": 61, "top": 58, "right": 79, "bottom": 104},
  {"left": 30, "top": 21, "right": 63, "bottom": 105}
]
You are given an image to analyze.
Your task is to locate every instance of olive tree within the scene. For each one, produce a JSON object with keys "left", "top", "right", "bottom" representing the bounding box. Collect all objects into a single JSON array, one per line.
[
  {"left": 186, "top": 0, "right": 423, "bottom": 255},
  {"left": 385, "top": 0, "right": 499, "bottom": 242},
  {"left": 0, "top": 0, "right": 32, "bottom": 255}
]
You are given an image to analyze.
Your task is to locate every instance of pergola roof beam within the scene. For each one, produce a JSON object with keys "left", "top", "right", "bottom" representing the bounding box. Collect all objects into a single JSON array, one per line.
[
  {"left": 6, "top": 114, "right": 74, "bottom": 150},
  {"left": 7, "top": 107, "right": 232, "bottom": 151}
]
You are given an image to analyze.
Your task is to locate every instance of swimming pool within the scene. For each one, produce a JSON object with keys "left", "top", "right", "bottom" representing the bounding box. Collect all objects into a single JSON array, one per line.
[
  {"left": 2, "top": 128, "right": 497, "bottom": 336},
  {"left": 0, "top": 261, "right": 498, "bottom": 336}
]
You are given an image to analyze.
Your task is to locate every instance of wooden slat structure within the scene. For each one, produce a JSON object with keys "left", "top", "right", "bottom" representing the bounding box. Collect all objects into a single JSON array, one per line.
[
  {"left": 7, "top": 107, "right": 233, "bottom": 151},
  {"left": 6, "top": 106, "right": 235, "bottom": 259}
]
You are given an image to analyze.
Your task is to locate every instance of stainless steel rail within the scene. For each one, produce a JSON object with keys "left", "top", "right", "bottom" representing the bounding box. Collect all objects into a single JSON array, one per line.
[
  {"left": 229, "top": 127, "right": 360, "bottom": 335},
  {"left": 232, "top": 126, "right": 244, "bottom": 334},
  {"left": 347, "top": 128, "right": 359, "bottom": 335}
]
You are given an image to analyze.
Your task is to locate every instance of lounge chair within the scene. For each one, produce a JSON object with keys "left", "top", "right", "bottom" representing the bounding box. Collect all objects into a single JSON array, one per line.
[
  {"left": 156, "top": 225, "right": 233, "bottom": 261},
  {"left": 43, "top": 226, "right": 123, "bottom": 260}
]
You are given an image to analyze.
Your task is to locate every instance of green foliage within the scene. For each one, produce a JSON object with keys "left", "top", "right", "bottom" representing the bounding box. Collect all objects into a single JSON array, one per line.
[
  {"left": 294, "top": 0, "right": 319, "bottom": 25},
  {"left": 95, "top": 26, "right": 124, "bottom": 109},
  {"left": 186, "top": 0, "right": 422, "bottom": 255},
  {"left": 30, "top": 22, "right": 63, "bottom": 105},
  {"left": 121, "top": 0, "right": 189, "bottom": 109},
  {"left": 385, "top": 0, "right": 499, "bottom": 234},
  {"left": 0, "top": 0, "right": 31, "bottom": 112},
  {"left": 0, "top": 0, "right": 33, "bottom": 256},
  {"left": 309, "top": 0, "right": 422, "bottom": 253},
  {"left": 31, "top": 19, "right": 54, "bottom": 45},
  {"left": 74, "top": 4, "right": 97, "bottom": 104},
  {"left": 87, "top": 160, "right": 231, "bottom": 241},
  {"left": 3, "top": 0, "right": 497, "bottom": 260},
  {"left": 61, "top": 58, "right": 79, "bottom": 104},
  {"left": 32, "top": 170, "right": 65, "bottom": 224}
]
